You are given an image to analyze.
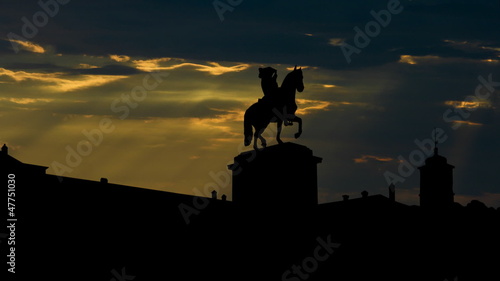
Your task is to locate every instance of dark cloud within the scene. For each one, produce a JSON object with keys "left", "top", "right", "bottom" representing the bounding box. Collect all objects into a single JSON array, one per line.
[
  {"left": 3, "top": 62, "right": 68, "bottom": 71},
  {"left": 0, "top": 39, "right": 16, "bottom": 54},
  {"left": 1, "top": 0, "right": 497, "bottom": 70}
]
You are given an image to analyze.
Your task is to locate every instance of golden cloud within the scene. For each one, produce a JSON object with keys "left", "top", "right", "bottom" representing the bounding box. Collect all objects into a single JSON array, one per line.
[
  {"left": 354, "top": 155, "right": 394, "bottom": 164},
  {"left": 296, "top": 99, "right": 332, "bottom": 115},
  {"left": 0, "top": 67, "right": 127, "bottom": 92},
  {"left": 6, "top": 39, "right": 45, "bottom": 53},
  {"left": 132, "top": 58, "right": 250, "bottom": 75},
  {"left": 399, "top": 55, "right": 441, "bottom": 65},
  {"left": 451, "top": 120, "right": 483, "bottom": 126},
  {"left": 78, "top": 63, "right": 99, "bottom": 69},
  {"left": 328, "top": 38, "right": 345, "bottom": 47},
  {"left": 109, "top": 54, "right": 131, "bottom": 62},
  {"left": 285, "top": 66, "right": 313, "bottom": 71},
  {"left": 444, "top": 100, "right": 491, "bottom": 109},
  {"left": 132, "top": 58, "right": 172, "bottom": 71},
  {"left": 0, "top": 97, "right": 54, "bottom": 104}
]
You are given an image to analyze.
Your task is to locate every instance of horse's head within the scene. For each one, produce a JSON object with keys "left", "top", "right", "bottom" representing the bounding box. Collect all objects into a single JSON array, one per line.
[
  {"left": 285, "top": 65, "right": 304, "bottom": 92},
  {"left": 293, "top": 65, "right": 304, "bottom": 92}
]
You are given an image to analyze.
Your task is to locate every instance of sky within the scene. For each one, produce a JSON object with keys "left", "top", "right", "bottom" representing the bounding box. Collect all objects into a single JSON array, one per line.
[{"left": 1, "top": 0, "right": 499, "bottom": 207}]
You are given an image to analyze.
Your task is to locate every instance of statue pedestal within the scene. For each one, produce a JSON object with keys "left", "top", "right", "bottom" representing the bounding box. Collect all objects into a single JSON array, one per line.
[{"left": 228, "top": 142, "right": 322, "bottom": 212}]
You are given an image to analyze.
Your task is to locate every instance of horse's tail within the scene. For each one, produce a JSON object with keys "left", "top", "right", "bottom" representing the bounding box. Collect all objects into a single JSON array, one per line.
[{"left": 243, "top": 110, "right": 253, "bottom": 146}]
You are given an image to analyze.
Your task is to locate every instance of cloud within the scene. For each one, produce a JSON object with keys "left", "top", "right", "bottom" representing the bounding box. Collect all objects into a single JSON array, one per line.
[
  {"left": 398, "top": 55, "right": 442, "bottom": 65},
  {"left": 296, "top": 99, "right": 333, "bottom": 115},
  {"left": 76, "top": 65, "right": 145, "bottom": 75},
  {"left": 444, "top": 100, "right": 492, "bottom": 109},
  {"left": 0, "top": 97, "right": 54, "bottom": 105},
  {"left": 285, "top": 66, "right": 313, "bottom": 71},
  {"left": 132, "top": 58, "right": 251, "bottom": 75},
  {"left": 451, "top": 120, "right": 483, "bottom": 126},
  {"left": 109, "top": 54, "right": 131, "bottom": 62},
  {"left": 328, "top": 38, "right": 345, "bottom": 47},
  {"left": 55, "top": 75, "right": 128, "bottom": 92},
  {"left": 444, "top": 39, "right": 500, "bottom": 55},
  {"left": 78, "top": 64, "right": 99, "bottom": 69},
  {"left": 0, "top": 67, "right": 63, "bottom": 82},
  {"left": 0, "top": 67, "right": 128, "bottom": 92},
  {"left": 353, "top": 155, "right": 395, "bottom": 164},
  {"left": 132, "top": 58, "right": 173, "bottom": 71},
  {"left": 5, "top": 39, "right": 45, "bottom": 53}
]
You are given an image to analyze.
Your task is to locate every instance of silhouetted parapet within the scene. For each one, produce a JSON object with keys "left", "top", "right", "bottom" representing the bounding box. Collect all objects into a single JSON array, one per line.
[
  {"left": 0, "top": 144, "right": 48, "bottom": 175},
  {"left": 228, "top": 142, "right": 322, "bottom": 211}
]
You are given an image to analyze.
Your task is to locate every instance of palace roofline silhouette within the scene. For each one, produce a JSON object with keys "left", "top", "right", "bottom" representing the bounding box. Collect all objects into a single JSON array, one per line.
[
  {"left": 2, "top": 142, "right": 499, "bottom": 281},
  {"left": 3, "top": 141, "right": 495, "bottom": 210}
]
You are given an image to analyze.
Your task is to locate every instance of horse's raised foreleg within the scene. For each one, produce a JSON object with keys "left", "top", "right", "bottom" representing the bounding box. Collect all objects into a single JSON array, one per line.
[
  {"left": 292, "top": 116, "right": 302, "bottom": 139},
  {"left": 276, "top": 120, "right": 284, "bottom": 144}
]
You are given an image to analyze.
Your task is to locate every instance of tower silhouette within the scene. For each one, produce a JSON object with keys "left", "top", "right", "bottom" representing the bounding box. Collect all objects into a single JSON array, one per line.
[{"left": 418, "top": 140, "right": 455, "bottom": 208}]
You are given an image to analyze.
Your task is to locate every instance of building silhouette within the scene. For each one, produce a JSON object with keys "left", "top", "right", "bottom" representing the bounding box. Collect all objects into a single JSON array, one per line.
[
  {"left": 1, "top": 143, "right": 499, "bottom": 281},
  {"left": 419, "top": 145, "right": 455, "bottom": 208}
]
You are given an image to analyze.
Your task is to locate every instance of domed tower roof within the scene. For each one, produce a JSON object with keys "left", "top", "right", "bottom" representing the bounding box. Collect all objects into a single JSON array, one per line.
[{"left": 424, "top": 146, "right": 454, "bottom": 168}]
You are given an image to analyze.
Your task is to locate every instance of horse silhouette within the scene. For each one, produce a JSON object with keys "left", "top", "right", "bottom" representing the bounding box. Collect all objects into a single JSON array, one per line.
[{"left": 244, "top": 66, "right": 304, "bottom": 149}]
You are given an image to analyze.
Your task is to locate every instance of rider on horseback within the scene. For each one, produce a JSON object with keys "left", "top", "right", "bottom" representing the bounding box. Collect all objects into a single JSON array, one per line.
[
  {"left": 258, "top": 66, "right": 278, "bottom": 100},
  {"left": 258, "top": 67, "right": 292, "bottom": 126},
  {"left": 244, "top": 66, "right": 304, "bottom": 149}
]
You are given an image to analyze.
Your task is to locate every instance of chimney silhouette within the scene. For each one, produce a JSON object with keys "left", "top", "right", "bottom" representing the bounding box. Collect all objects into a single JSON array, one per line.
[
  {"left": 389, "top": 183, "right": 395, "bottom": 202},
  {"left": 2, "top": 144, "right": 8, "bottom": 155},
  {"left": 361, "top": 190, "right": 368, "bottom": 198},
  {"left": 228, "top": 143, "right": 322, "bottom": 211}
]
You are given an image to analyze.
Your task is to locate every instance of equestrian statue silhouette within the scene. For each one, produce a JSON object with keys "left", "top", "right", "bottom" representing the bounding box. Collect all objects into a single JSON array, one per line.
[{"left": 244, "top": 66, "right": 304, "bottom": 149}]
